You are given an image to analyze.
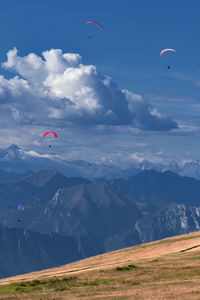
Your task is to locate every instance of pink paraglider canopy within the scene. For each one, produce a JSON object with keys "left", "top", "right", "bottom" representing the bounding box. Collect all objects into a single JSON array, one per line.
[
  {"left": 86, "top": 20, "right": 103, "bottom": 31},
  {"left": 43, "top": 131, "right": 58, "bottom": 138}
]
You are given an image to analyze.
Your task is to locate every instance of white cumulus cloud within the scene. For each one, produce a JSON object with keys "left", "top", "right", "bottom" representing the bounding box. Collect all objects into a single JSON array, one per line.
[{"left": 0, "top": 47, "right": 177, "bottom": 130}]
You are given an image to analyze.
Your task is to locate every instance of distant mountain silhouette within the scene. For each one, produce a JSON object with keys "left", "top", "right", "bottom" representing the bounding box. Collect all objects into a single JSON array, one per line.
[
  {"left": 0, "top": 145, "right": 123, "bottom": 178},
  {"left": 107, "top": 170, "right": 200, "bottom": 208},
  {"left": 0, "top": 224, "right": 101, "bottom": 279},
  {"left": 2, "top": 144, "right": 200, "bottom": 180}
]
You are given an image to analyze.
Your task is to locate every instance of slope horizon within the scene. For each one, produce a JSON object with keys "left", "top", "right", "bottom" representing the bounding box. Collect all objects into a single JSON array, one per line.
[{"left": 1, "top": 231, "right": 200, "bottom": 300}]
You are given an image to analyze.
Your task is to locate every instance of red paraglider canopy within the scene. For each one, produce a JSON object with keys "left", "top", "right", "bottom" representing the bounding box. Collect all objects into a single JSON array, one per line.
[
  {"left": 86, "top": 20, "right": 103, "bottom": 31},
  {"left": 43, "top": 131, "right": 58, "bottom": 138},
  {"left": 160, "top": 48, "right": 177, "bottom": 56}
]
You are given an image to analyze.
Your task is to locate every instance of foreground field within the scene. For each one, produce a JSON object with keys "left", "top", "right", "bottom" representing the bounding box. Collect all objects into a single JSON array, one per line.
[{"left": 0, "top": 231, "right": 200, "bottom": 299}]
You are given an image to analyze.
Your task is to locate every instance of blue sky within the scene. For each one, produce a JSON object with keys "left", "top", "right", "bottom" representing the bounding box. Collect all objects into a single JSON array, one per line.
[
  {"left": 0, "top": 0, "right": 200, "bottom": 165},
  {"left": 1, "top": 0, "right": 199, "bottom": 94}
]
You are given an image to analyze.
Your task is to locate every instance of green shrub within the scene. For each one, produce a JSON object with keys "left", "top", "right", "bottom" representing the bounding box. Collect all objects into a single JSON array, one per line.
[{"left": 116, "top": 264, "right": 138, "bottom": 271}]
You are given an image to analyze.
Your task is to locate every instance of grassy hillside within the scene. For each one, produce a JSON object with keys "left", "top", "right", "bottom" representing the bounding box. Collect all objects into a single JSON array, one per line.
[{"left": 0, "top": 231, "right": 200, "bottom": 299}]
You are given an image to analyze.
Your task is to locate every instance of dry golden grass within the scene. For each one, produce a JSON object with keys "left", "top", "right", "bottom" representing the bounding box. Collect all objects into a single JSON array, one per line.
[{"left": 1, "top": 231, "right": 200, "bottom": 299}]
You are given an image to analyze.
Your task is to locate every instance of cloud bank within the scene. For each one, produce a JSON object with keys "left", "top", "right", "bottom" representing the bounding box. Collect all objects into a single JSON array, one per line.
[{"left": 0, "top": 47, "right": 177, "bottom": 131}]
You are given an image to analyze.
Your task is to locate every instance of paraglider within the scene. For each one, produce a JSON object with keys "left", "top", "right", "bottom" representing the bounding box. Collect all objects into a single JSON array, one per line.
[
  {"left": 160, "top": 48, "right": 177, "bottom": 69},
  {"left": 160, "top": 48, "right": 177, "bottom": 56},
  {"left": 43, "top": 131, "right": 58, "bottom": 148},
  {"left": 43, "top": 131, "right": 58, "bottom": 138},
  {"left": 18, "top": 204, "right": 24, "bottom": 211},
  {"left": 86, "top": 20, "right": 103, "bottom": 39},
  {"left": 86, "top": 20, "right": 103, "bottom": 31},
  {"left": 17, "top": 204, "right": 24, "bottom": 223}
]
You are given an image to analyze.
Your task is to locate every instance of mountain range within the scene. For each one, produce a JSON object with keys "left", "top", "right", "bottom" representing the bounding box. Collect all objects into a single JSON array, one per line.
[
  {"left": 1, "top": 145, "right": 200, "bottom": 279},
  {"left": 2, "top": 144, "right": 200, "bottom": 180}
]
